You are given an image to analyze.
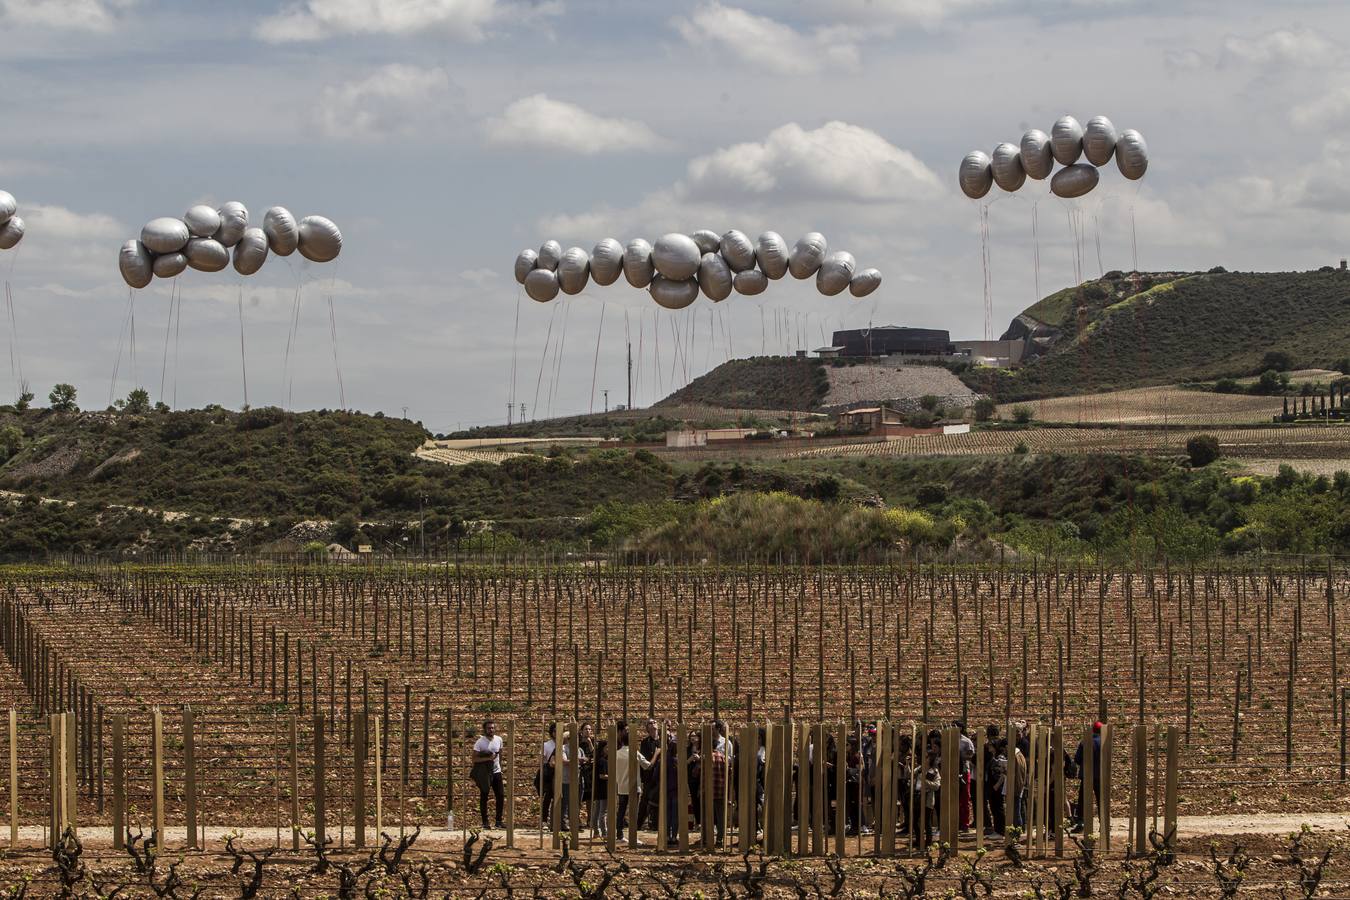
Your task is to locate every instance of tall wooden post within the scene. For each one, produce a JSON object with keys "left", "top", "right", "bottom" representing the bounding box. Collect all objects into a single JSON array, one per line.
[
  {"left": 111, "top": 714, "right": 124, "bottom": 851},
  {"left": 506, "top": 718, "right": 516, "bottom": 849},
  {"left": 315, "top": 713, "right": 327, "bottom": 848},
  {"left": 184, "top": 706, "right": 197, "bottom": 849},
  {"left": 8, "top": 708, "right": 17, "bottom": 848},
  {"left": 289, "top": 714, "right": 300, "bottom": 850},
  {"left": 354, "top": 712, "right": 367, "bottom": 849},
  {"left": 152, "top": 708, "right": 164, "bottom": 849}
]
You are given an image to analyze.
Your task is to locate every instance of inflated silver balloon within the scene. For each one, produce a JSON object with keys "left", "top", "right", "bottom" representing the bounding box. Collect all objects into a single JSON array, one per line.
[
  {"left": 958, "top": 151, "right": 993, "bottom": 200},
  {"left": 590, "top": 238, "right": 624, "bottom": 286},
  {"left": 788, "top": 232, "right": 829, "bottom": 279},
  {"left": 537, "top": 240, "right": 563, "bottom": 271},
  {"left": 754, "top": 231, "right": 788, "bottom": 279},
  {"left": 1116, "top": 129, "right": 1148, "bottom": 180},
  {"left": 119, "top": 240, "right": 153, "bottom": 289},
  {"left": 141, "top": 217, "right": 190, "bottom": 255},
  {"left": 1050, "top": 163, "right": 1099, "bottom": 199},
  {"left": 152, "top": 252, "right": 188, "bottom": 279},
  {"left": 733, "top": 268, "right": 768, "bottom": 296},
  {"left": 215, "top": 201, "right": 249, "bottom": 248},
  {"left": 719, "top": 230, "right": 756, "bottom": 272},
  {"left": 184, "top": 205, "right": 221, "bottom": 238},
  {"left": 263, "top": 207, "right": 298, "bottom": 257},
  {"left": 1051, "top": 115, "right": 1085, "bottom": 166},
  {"left": 232, "top": 227, "right": 269, "bottom": 276},
  {"left": 648, "top": 275, "right": 699, "bottom": 310},
  {"left": 0, "top": 217, "right": 23, "bottom": 250},
  {"left": 558, "top": 246, "right": 590, "bottom": 295},
  {"left": 0, "top": 191, "right": 15, "bottom": 225},
  {"left": 185, "top": 237, "right": 230, "bottom": 272},
  {"left": 816, "top": 251, "right": 856, "bottom": 296},
  {"left": 849, "top": 268, "right": 882, "bottom": 298},
  {"left": 525, "top": 268, "right": 559, "bottom": 302},
  {"left": 623, "top": 238, "right": 654, "bottom": 288},
  {"left": 1083, "top": 116, "right": 1118, "bottom": 167},
  {"left": 297, "top": 215, "right": 342, "bottom": 263},
  {"left": 697, "top": 252, "right": 732, "bottom": 302},
  {"left": 1020, "top": 130, "right": 1054, "bottom": 180},
  {"left": 991, "top": 143, "right": 1026, "bottom": 192},
  {"left": 514, "top": 248, "right": 539, "bottom": 285},
  {"left": 651, "top": 233, "right": 701, "bottom": 281},
  {"left": 691, "top": 229, "right": 721, "bottom": 254}
]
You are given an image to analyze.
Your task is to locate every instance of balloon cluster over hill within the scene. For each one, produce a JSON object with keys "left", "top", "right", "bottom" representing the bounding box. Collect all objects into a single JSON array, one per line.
[
  {"left": 960, "top": 115, "right": 1148, "bottom": 200},
  {"left": 515, "top": 230, "right": 882, "bottom": 309}
]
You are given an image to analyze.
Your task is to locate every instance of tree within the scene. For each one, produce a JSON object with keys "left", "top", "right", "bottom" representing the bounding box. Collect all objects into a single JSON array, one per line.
[
  {"left": 122, "top": 388, "right": 150, "bottom": 415},
  {"left": 13, "top": 386, "right": 32, "bottom": 411},
  {"left": 0, "top": 425, "right": 21, "bottom": 461},
  {"left": 1255, "top": 370, "right": 1283, "bottom": 395},
  {"left": 1186, "top": 434, "right": 1221, "bottom": 468},
  {"left": 48, "top": 384, "right": 79, "bottom": 412},
  {"left": 1011, "top": 405, "right": 1034, "bottom": 424},
  {"left": 919, "top": 394, "right": 940, "bottom": 412},
  {"left": 973, "top": 397, "right": 997, "bottom": 422},
  {"left": 1260, "top": 350, "right": 1294, "bottom": 372}
]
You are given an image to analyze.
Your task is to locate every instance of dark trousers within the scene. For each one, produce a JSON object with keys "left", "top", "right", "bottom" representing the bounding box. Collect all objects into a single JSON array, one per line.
[
  {"left": 616, "top": 794, "right": 633, "bottom": 834},
  {"left": 479, "top": 772, "right": 504, "bottom": 826},
  {"left": 637, "top": 779, "right": 658, "bottom": 830}
]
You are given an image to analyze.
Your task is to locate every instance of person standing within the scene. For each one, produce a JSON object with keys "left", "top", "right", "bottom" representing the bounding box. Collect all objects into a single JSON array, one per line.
[
  {"left": 637, "top": 719, "right": 660, "bottom": 832},
  {"left": 956, "top": 720, "right": 975, "bottom": 831},
  {"left": 591, "top": 734, "right": 610, "bottom": 838},
  {"left": 472, "top": 720, "right": 505, "bottom": 830},
  {"left": 613, "top": 721, "right": 650, "bottom": 841}
]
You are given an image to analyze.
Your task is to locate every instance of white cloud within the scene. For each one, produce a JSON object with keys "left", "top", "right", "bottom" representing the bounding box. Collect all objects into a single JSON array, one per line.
[
  {"left": 18, "top": 204, "right": 126, "bottom": 281},
  {"left": 1291, "top": 83, "right": 1350, "bottom": 130},
  {"left": 674, "top": 3, "right": 862, "bottom": 76},
  {"left": 1219, "top": 27, "right": 1339, "bottom": 68},
  {"left": 0, "top": 0, "right": 136, "bottom": 31},
  {"left": 257, "top": 0, "right": 503, "bottom": 43},
  {"left": 315, "top": 65, "right": 458, "bottom": 140},
  {"left": 483, "top": 94, "right": 666, "bottom": 155}
]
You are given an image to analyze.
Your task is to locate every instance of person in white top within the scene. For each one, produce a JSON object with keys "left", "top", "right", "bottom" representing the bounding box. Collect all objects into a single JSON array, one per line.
[
  {"left": 472, "top": 720, "right": 505, "bottom": 829},
  {"left": 612, "top": 720, "right": 651, "bottom": 838}
]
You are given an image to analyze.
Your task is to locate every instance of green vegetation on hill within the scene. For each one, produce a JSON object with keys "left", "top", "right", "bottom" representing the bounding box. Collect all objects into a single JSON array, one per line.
[
  {"left": 975, "top": 270, "right": 1350, "bottom": 401},
  {"left": 656, "top": 356, "right": 829, "bottom": 411}
]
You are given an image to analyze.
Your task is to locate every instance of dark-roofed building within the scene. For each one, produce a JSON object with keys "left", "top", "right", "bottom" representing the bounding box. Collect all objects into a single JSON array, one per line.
[{"left": 828, "top": 326, "right": 953, "bottom": 358}]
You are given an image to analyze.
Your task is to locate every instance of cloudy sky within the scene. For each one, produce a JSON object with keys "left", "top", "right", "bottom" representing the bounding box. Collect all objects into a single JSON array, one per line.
[{"left": 1, "top": 0, "right": 1346, "bottom": 431}]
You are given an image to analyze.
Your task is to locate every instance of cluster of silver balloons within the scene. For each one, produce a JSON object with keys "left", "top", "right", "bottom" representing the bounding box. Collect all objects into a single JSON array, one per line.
[
  {"left": 514, "top": 231, "right": 881, "bottom": 310},
  {"left": 959, "top": 115, "right": 1148, "bottom": 201},
  {"left": 0, "top": 191, "right": 24, "bottom": 251},
  {"left": 119, "top": 203, "right": 342, "bottom": 289}
]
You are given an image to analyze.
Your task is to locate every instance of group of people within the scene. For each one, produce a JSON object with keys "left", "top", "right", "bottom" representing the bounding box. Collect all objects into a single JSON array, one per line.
[{"left": 469, "top": 717, "right": 1104, "bottom": 846}]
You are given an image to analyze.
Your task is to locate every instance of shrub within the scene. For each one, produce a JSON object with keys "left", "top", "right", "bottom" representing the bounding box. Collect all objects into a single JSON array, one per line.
[
  {"left": 1213, "top": 378, "right": 1240, "bottom": 394},
  {"left": 973, "top": 397, "right": 997, "bottom": 422},
  {"left": 1013, "top": 441, "right": 1029, "bottom": 454},
  {"left": 1011, "top": 405, "right": 1033, "bottom": 424},
  {"left": 1260, "top": 350, "right": 1294, "bottom": 372},
  {"left": 915, "top": 483, "right": 948, "bottom": 506},
  {"left": 919, "top": 394, "right": 940, "bottom": 412},
  {"left": 907, "top": 410, "right": 937, "bottom": 428},
  {"left": 1186, "top": 434, "right": 1221, "bottom": 468}
]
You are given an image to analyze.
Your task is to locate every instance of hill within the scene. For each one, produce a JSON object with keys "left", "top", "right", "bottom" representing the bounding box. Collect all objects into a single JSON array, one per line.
[
  {"left": 656, "top": 356, "right": 830, "bottom": 411},
  {"left": 972, "top": 269, "right": 1350, "bottom": 401}
]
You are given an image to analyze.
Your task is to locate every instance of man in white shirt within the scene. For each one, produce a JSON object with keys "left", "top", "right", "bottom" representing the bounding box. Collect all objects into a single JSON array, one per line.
[
  {"left": 612, "top": 720, "right": 650, "bottom": 838},
  {"left": 473, "top": 720, "right": 505, "bottom": 829}
]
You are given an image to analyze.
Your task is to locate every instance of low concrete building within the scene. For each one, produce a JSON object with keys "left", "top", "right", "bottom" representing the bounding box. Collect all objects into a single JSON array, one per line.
[
  {"left": 953, "top": 339, "right": 1024, "bottom": 368},
  {"left": 665, "top": 428, "right": 758, "bottom": 447}
]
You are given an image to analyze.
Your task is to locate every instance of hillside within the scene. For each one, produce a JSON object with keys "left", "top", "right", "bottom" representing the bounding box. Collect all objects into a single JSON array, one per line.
[
  {"left": 972, "top": 269, "right": 1350, "bottom": 401},
  {"left": 656, "top": 356, "right": 830, "bottom": 411}
]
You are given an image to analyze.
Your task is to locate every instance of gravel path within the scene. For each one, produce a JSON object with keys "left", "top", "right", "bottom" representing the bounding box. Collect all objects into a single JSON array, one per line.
[{"left": 822, "top": 364, "right": 981, "bottom": 412}]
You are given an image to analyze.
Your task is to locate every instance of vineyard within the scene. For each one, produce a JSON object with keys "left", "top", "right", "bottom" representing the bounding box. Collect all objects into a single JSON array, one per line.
[
  {"left": 0, "top": 561, "right": 1347, "bottom": 894},
  {"left": 996, "top": 386, "right": 1285, "bottom": 426}
]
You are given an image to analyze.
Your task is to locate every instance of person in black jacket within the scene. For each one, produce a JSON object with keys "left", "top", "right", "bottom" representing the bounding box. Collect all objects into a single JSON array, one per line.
[{"left": 1071, "top": 723, "right": 1103, "bottom": 833}]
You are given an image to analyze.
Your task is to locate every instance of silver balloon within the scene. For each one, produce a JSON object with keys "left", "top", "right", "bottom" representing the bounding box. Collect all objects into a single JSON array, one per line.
[
  {"left": 649, "top": 275, "right": 699, "bottom": 310},
  {"left": 152, "top": 252, "right": 188, "bottom": 279},
  {"left": 697, "top": 252, "right": 732, "bottom": 302},
  {"left": 691, "top": 229, "right": 721, "bottom": 254},
  {"left": 958, "top": 151, "right": 993, "bottom": 200},
  {"left": 537, "top": 240, "right": 563, "bottom": 271},
  {"left": 297, "top": 215, "right": 342, "bottom": 263},
  {"left": 141, "top": 217, "right": 190, "bottom": 254},
  {"left": 524, "top": 268, "right": 559, "bottom": 302},
  {"left": 1020, "top": 129, "right": 1054, "bottom": 180},
  {"left": 754, "top": 231, "right": 789, "bottom": 279},
  {"left": 652, "top": 233, "right": 701, "bottom": 281},
  {"left": 184, "top": 204, "right": 221, "bottom": 238},
  {"left": 1051, "top": 115, "right": 1085, "bottom": 166},
  {"left": 232, "top": 227, "right": 269, "bottom": 276},
  {"left": 733, "top": 269, "right": 767, "bottom": 296},
  {"left": 1116, "top": 129, "right": 1148, "bottom": 180},
  {"left": 514, "top": 248, "right": 539, "bottom": 285},
  {"left": 718, "top": 230, "right": 755, "bottom": 272},
  {"left": 263, "top": 207, "right": 298, "bottom": 256},
  {"left": 991, "top": 143, "right": 1026, "bottom": 192},
  {"left": 849, "top": 268, "right": 882, "bottom": 298},
  {"left": 1050, "top": 163, "right": 1099, "bottom": 199},
  {"left": 185, "top": 237, "right": 229, "bottom": 272},
  {"left": 0, "top": 216, "right": 22, "bottom": 250},
  {"left": 816, "top": 250, "right": 856, "bottom": 296},
  {"left": 788, "top": 232, "right": 829, "bottom": 279},
  {"left": 119, "top": 240, "right": 153, "bottom": 289},
  {"left": 623, "top": 238, "right": 654, "bottom": 288},
  {"left": 0, "top": 191, "right": 14, "bottom": 225},
  {"left": 1083, "top": 116, "right": 1118, "bottom": 167},
  {"left": 590, "top": 238, "right": 624, "bottom": 286},
  {"left": 214, "top": 201, "right": 249, "bottom": 248},
  {"left": 558, "top": 246, "right": 590, "bottom": 295}
]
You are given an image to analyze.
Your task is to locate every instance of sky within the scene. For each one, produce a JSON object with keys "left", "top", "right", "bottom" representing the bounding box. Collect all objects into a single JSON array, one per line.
[{"left": 0, "top": 0, "right": 1347, "bottom": 432}]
